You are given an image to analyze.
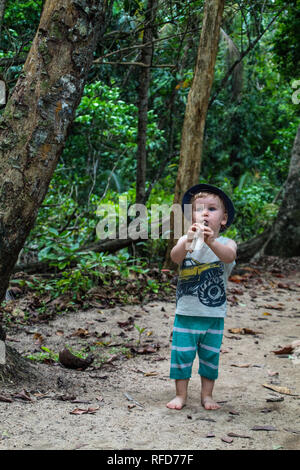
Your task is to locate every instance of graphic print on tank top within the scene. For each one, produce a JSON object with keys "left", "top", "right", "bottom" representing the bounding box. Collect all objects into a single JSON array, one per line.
[{"left": 176, "top": 257, "right": 226, "bottom": 307}]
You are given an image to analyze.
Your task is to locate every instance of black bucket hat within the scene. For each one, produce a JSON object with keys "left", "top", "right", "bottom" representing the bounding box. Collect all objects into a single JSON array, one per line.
[{"left": 181, "top": 183, "right": 235, "bottom": 231}]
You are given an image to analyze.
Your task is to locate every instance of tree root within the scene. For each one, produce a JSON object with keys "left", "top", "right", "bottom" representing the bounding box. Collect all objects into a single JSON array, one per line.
[{"left": 0, "top": 344, "right": 40, "bottom": 387}]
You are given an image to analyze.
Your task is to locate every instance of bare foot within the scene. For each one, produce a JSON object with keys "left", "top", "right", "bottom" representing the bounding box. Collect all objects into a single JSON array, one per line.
[
  {"left": 166, "top": 396, "right": 186, "bottom": 410},
  {"left": 201, "top": 396, "right": 221, "bottom": 410}
]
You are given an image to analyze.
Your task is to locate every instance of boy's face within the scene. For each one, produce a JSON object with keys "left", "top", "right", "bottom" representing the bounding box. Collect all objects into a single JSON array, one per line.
[{"left": 192, "top": 194, "right": 228, "bottom": 235}]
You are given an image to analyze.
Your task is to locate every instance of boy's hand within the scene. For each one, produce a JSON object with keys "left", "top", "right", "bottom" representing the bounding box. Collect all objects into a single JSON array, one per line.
[
  {"left": 186, "top": 224, "right": 199, "bottom": 242},
  {"left": 185, "top": 223, "right": 205, "bottom": 252},
  {"left": 186, "top": 222, "right": 217, "bottom": 252},
  {"left": 202, "top": 224, "right": 216, "bottom": 246}
]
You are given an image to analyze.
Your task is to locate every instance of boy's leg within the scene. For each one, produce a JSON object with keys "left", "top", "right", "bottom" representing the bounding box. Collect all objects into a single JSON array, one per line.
[
  {"left": 201, "top": 376, "right": 220, "bottom": 410},
  {"left": 167, "top": 315, "right": 198, "bottom": 410},
  {"left": 197, "top": 318, "right": 224, "bottom": 410},
  {"left": 166, "top": 379, "right": 189, "bottom": 410}
]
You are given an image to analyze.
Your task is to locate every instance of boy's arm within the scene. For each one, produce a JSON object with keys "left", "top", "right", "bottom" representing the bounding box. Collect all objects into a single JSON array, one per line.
[
  {"left": 170, "top": 236, "right": 193, "bottom": 264},
  {"left": 171, "top": 225, "right": 237, "bottom": 265},
  {"left": 171, "top": 224, "right": 200, "bottom": 264},
  {"left": 206, "top": 238, "right": 237, "bottom": 263},
  {"left": 170, "top": 236, "right": 189, "bottom": 265}
]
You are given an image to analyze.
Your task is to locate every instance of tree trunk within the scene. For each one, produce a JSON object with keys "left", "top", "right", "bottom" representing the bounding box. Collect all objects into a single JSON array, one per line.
[
  {"left": 136, "top": 0, "right": 158, "bottom": 204},
  {"left": 0, "top": 0, "right": 108, "bottom": 377},
  {"left": 0, "top": 0, "right": 6, "bottom": 41},
  {"left": 234, "top": 124, "right": 300, "bottom": 263},
  {"left": 236, "top": 228, "right": 271, "bottom": 263},
  {"left": 262, "top": 124, "right": 300, "bottom": 257},
  {"left": 164, "top": 0, "right": 225, "bottom": 268}
]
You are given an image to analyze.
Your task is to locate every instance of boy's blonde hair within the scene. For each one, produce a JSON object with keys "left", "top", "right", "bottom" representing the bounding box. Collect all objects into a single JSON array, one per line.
[{"left": 191, "top": 192, "right": 227, "bottom": 213}]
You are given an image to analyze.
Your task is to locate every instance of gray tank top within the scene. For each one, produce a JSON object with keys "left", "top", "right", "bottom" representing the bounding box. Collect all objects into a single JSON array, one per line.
[{"left": 175, "top": 236, "right": 235, "bottom": 318}]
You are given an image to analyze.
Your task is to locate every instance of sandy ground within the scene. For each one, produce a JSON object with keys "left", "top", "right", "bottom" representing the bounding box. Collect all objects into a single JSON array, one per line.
[{"left": 0, "top": 258, "right": 300, "bottom": 451}]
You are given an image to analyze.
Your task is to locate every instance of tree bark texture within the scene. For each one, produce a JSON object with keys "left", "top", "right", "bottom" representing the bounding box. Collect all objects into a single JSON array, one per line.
[
  {"left": 164, "top": 0, "right": 225, "bottom": 268},
  {"left": 0, "top": 0, "right": 107, "bottom": 303},
  {"left": 0, "top": 344, "right": 41, "bottom": 385},
  {"left": 236, "top": 228, "right": 271, "bottom": 263},
  {"left": 263, "top": 124, "right": 300, "bottom": 257},
  {"left": 136, "top": 0, "right": 158, "bottom": 204},
  {"left": 0, "top": 0, "right": 6, "bottom": 42},
  {"left": 232, "top": 124, "right": 300, "bottom": 263}
]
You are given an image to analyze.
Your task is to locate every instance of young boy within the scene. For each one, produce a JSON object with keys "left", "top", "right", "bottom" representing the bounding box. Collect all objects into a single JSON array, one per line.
[{"left": 166, "top": 183, "right": 237, "bottom": 411}]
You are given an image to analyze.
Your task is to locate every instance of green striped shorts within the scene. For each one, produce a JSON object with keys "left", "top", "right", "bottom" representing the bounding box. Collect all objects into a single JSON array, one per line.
[{"left": 170, "top": 314, "right": 224, "bottom": 381}]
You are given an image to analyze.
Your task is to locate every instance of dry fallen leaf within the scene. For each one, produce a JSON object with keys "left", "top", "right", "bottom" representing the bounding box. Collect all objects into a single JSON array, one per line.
[
  {"left": 262, "top": 383, "right": 295, "bottom": 395},
  {"left": 272, "top": 345, "right": 294, "bottom": 355},
  {"left": 0, "top": 394, "right": 13, "bottom": 403},
  {"left": 227, "top": 432, "right": 251, "bottom": 439},
  {"left": 132, "top": 344, "right": 160, "bottom": 354},
  {"left": 251, "top": 425, "right": 277, "bottom": 431},
  {"left": 277, "top": 282, "right": 293, "bottom": 290},
  {"left": 227, "top": 295, "right": 239, "bottom": 305},
  {"left": 272, "top": 340, "right": 300, "bottom": 355},
  {"left": 104, "top": 354, "right": 119, "bottom": 364},
  {"left": 283, "top": 428, "right": 300, "bottom": 435},
  {"left": 221, "top": 348, "right": 230, "bottom": 353},
  {"left": 228, "top": 327, "right": 259, "bottom": 335},
  {"left": 229, "top": 274, "right": 250, "bottom": 283},
  {"left": 262, "top": 303, "right": 284, "bottom": 310},
  {"left": 221, "top": 436, "right": 233, "bottom": 443},
  {"left": 71, "top": 328, "right": 90, "bottom": 338},
  {"left": 117, "top": 318, "right": 134, "bottom": 328},
  {"left": 33, "top": 332, "right": 44, "bottom": 344},
  {"left": 70, "top": 407, "right": 99, "bottom": 415},
  {"left": 56, "top": 394, "right": 76, "bottom": 401},
  {"left": 231, "top": 363, "right": 251, "bottom": 368},
  {"left": 266, "top": 396, "right": 284, "bottom": 402},
  {"left": 12, "top": 389, "right": 33, "bottom": 401},
  {"left": 228, "top": 287, "right": 244, "bottom": 295},
  {"left": 228, "top": 328, "right": 243, "bottom": 334}
]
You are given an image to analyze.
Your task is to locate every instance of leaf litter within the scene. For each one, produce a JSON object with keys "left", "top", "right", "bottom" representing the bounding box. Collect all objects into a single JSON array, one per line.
[{"left": 1, "top": 256, "right": 300, "bottom": 449}]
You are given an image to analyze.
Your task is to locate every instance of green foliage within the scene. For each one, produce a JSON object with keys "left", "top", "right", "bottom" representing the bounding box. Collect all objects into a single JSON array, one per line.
[
  {"left": 22, "top": 170, "right": 155, "bottom": 299},
  {"left": 1, "top": 0, "right": 299, "bottom": 277},
  {"left": 271, "top": 0, "right": 300, "bottom": 80},
  {"left": 26, "top": 346, "right": 58, "bottom": 364},
  {"left": 0, "top": 0, "right": 43, "bottom": 87},
  {"left": 2, "top": 0, "right": 42, "bottom": 46},
  {"left": 62, "top": 81, "right": 166, "bottom": 201},
  {"left": 26, "top": 250, "right": 152, "bottom": 301},
  {"left": 218, "top": 173, "right": 279, "bottom": 242},
  {"left": 204, "top": 16, "right": 299, "bottom": 187},
  {"left": 134, "top": 324, "right": 146, "bottom": 345}
]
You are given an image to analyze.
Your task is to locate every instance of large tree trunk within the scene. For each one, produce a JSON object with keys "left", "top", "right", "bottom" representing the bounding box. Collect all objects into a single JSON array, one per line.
[
  {"left": 235, "top": 124, "right": 300, "bottom": 262},
  {"left": 136, "top": 0, "right": 158, "bottom": 204},
  {"left": 0, "top": 0, "right": 108, "bottom": 376},
  {"left": 236, "top": 228, "right": 271, "bottom": 263},
  {"left": 164, "top": 0, "right": 225, "bottom": 268},
  {"left": 262, "top": 124, "right": 300, "bottom": 257},
  {"left": 0, "top": 0, "right": 6, "bottom": 39}
]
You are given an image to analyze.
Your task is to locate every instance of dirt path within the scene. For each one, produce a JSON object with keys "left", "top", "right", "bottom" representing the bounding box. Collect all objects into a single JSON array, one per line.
[{"left": 0, "top": 258, "right": 300, "bottom": 451}]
